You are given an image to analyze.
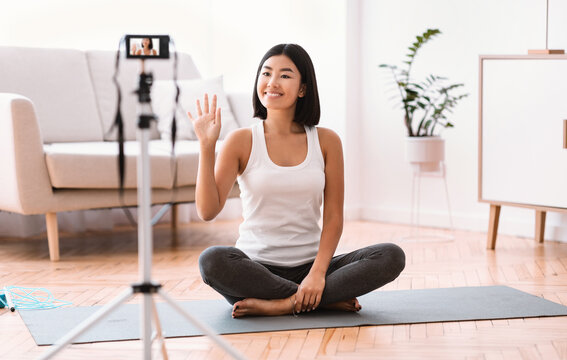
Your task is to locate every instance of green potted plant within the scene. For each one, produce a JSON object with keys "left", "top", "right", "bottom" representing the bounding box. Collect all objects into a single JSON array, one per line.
[{"left": 379, "top": 28, "right": 468, "bottom": 172}]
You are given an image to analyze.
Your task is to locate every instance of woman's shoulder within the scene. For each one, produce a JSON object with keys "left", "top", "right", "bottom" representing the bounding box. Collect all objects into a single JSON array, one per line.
[
  {"left": 225, "top": 126, "right": 253, "bottom": 143},
  {"left": 314, "top": 126, "right": 338, "bottom": 136},
  {"left": 227, "top": 120, "right": 263, "bottom": 141},
  {"left": 314, "top": 126, "right": 342, "bottom": 148},
  {"left": 221, "top": 127, "right": 253, "bottom": 153}
]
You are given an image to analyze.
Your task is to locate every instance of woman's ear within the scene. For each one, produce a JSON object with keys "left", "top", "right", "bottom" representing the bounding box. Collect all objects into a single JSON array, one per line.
[{"left": 298, "top": 84, "right": 307, "bottom": 98}]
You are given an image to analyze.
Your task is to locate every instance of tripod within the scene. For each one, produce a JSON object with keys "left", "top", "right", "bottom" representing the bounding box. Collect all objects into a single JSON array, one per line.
[{"left": 38, "top": 62, "right": 246, "bottom": 360}]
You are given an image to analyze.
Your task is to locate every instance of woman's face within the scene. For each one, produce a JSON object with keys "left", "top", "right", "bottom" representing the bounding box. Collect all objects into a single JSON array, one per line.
[
  {"left": 256, "top": 55, "right": 305, "bottom": 112},
  {"left": 142, "top": 38, "right": 150, "bottom": 49}
]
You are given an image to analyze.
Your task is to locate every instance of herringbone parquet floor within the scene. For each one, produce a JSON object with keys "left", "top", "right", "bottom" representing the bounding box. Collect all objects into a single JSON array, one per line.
[{"left": 1, "top": 220, "right": 566, "bottom": 359}]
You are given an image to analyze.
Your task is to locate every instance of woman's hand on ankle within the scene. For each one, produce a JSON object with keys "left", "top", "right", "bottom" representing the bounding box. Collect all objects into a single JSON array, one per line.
[{"left": 295, "top": 273, "right": 325, "bottom": 313}]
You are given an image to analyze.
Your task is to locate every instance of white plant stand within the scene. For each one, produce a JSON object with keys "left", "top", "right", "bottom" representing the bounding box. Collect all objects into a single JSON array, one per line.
[{"left": 403, "top": 162, "right": 455, "bottom": 242}]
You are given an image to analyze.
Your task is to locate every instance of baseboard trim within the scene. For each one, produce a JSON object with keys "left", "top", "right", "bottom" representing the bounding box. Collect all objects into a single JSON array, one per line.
[{"left": 359, "top": 205, "right": 567, "bottom": 242}]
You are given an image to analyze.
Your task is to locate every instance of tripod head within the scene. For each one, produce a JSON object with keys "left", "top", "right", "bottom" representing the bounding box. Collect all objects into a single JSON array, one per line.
[
  {"left": 136, "top": 62, "right": 153, "bottom": 104},
  {"left": 135, "top": 60, "right": 156, "bottom": 129}
]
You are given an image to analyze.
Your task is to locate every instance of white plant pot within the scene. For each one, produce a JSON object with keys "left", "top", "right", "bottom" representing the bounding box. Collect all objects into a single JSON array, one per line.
[{"left": 405, "top": 136, "right": 445, "bottom": 172}]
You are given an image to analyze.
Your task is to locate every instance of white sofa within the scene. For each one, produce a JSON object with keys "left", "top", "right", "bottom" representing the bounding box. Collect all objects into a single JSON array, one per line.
[{"left": 0, "top": 46, "right": 251, "bottom": 261}]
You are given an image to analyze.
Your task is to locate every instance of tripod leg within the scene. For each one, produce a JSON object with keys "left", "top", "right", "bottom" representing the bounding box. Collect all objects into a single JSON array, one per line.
[
  {"left": 157, "top": 289, "right": 247, "bottom": 360},
  {"left": 38, "top": 287, "right": 134, "bottom": 360},
  {"left": 142, "top": 295, "right": 153, "bottom": 360},
  {"left": 151, "top": 299, "right": 169, "bottom": 360}
]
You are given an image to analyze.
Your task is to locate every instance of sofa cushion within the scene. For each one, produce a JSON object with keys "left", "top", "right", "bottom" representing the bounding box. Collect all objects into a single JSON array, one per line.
[
  {"left": 86, "top": 51, "right": 202, "bottom": 141},
  {"left": 0, "top": 47, "right": 104, "bottom": 143},
  {"left": 44, "top": 140, "right": 205, "bottom": 190},
  {"left": 153, "top": 76, "right": 240, "bottom": 141},
  {"left": 151, "top": 140, "right": 201, "bottom": 187}
]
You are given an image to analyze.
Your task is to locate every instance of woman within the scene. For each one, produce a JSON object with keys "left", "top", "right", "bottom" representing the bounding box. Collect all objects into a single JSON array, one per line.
[
  {"left": 135, "top": 38, "right": 157, "bottom": 56},
  {"left": 190, "top": 44, "right": 405, "bottom": 318}
]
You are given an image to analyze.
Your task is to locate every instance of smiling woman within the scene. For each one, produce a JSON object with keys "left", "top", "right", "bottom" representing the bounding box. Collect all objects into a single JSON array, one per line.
[{"left": 187, "top": 43, "right": 406, "bottom": 319}]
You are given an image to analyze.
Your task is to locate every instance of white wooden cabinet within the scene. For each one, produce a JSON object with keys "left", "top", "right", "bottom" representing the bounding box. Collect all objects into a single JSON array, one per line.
[{"left": 479, "top": 55, "right": 567, "bottom": 248}]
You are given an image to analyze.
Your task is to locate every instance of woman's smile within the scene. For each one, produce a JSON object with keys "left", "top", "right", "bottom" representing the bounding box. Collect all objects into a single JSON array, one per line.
[{"left": 265, "top": 91, "right": 283, "bottom": 98}]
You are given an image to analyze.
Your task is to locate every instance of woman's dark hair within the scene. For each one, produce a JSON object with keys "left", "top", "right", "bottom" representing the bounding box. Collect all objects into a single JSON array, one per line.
[
  {"left": 253, "top": 44, "right": 320, "bottom": 126},
  {"left": 143, "top": 38, "right": 153, "bottom": 50}
]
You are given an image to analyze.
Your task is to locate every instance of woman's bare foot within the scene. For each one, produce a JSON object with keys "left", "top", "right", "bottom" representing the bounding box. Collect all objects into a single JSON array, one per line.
[
  {"left": 232, "top": 296, "right": 362, "bottom": 318},
  {"left": 232, "top": 296, "right": 294, "bottom": 318},
  {"left": 320, "top": 298, "right": 362, "bottom": 312}
]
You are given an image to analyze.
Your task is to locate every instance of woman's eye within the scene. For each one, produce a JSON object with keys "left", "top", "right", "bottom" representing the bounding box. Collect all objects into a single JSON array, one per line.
[
  {"left": 261, "top": 72, "right": 270, "bottom": 77},
  {"left": 281, "top": 74, "right": 291, "bottom": 79}
]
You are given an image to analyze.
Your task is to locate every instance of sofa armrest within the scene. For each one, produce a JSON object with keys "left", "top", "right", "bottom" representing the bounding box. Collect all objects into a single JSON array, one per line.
[
  {"left": 227, "top": 92, "right": 255, "bottom": 128},
  {"left": 0, "top": 93, "right": 54, "bottom": 214}
]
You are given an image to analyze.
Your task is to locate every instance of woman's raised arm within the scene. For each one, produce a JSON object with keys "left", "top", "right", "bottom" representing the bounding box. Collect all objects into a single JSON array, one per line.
[{"left": 188, "top": 94, "right": 249, "bottom": 221}]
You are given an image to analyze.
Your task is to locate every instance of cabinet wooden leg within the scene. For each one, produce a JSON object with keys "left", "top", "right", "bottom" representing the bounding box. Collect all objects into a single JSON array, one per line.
[
  {"left": 487, "top": 204, "right": 501, "bottom": 250},
  {"left": 45, "top": 212, "right": 60, "bottom": 261},
  {"left": 535, "top": 210, "right": 546, "bottom": 244}
]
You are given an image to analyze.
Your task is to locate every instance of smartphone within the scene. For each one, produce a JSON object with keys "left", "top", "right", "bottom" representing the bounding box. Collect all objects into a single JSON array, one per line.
[{"left": 125, "top": 35, "right": 170, "bottom": 60}]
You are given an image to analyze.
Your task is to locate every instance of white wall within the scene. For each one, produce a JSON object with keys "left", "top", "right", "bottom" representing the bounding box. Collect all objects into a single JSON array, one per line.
[{"left": 353, "top": 0, "right": 567, "bottom": 241}]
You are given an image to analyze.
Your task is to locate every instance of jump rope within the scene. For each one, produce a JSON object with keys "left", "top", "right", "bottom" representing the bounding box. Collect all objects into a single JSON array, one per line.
[{"left": 0, "top": 286, "right": 71, "bottom": 312}]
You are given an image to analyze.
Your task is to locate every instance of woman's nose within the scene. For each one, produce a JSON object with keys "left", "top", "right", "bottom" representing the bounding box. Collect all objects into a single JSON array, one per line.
[{"left": 267, "top": 76, "right": 279, "bottom": 87}]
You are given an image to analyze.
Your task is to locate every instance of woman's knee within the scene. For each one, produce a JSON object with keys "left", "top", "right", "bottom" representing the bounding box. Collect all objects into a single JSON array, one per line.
[
  {"left": 386, "top": 243, "right": 406, "bottom": 274},
  {"left": 198, "top": 246, "right": 243, "bottom": 283},
  {"left": 369, "top": 243, "right": 406, "bottom": 275}
]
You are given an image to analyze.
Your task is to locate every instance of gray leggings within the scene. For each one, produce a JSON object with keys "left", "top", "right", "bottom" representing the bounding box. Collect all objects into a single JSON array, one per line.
[{"left": 198, "top": 243, "right": 405, "bottom": 305}]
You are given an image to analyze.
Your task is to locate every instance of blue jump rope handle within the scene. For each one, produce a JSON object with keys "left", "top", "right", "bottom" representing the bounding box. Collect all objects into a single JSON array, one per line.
[{"left": 0, "top": 294, "right": 5, "bottom": 309}]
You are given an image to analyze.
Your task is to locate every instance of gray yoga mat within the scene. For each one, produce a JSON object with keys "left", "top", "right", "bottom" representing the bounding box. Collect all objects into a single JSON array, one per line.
[{"left": 19, "top": 286, "right": 567, "bottom": 346}]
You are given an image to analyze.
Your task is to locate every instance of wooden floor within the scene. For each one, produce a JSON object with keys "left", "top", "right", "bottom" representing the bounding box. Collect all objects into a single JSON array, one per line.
[{"left": 1, "top": 220, "right": 566, "bottom": 360}]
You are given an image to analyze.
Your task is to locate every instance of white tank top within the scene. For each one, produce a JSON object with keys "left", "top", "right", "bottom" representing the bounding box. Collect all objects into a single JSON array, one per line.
[{"left": 235, "top": 120, "right": 326, "bottom": 266}]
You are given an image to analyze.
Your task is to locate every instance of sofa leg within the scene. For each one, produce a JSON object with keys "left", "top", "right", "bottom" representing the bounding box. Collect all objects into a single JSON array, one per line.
[
  {"left": 45, "top": 212, "right": 60, "bottom": 261},
  {"left": 171, "top": 204, "right": 179, "bottom": 230},
  {"left": 171, "top": 204, "right": 179, "bottom": 245}
]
